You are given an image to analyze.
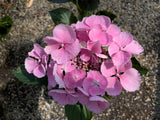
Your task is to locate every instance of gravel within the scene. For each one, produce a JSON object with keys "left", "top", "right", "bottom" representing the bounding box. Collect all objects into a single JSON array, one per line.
[{"left": 0, "top": 0, "right": 160, "bottom": 120}]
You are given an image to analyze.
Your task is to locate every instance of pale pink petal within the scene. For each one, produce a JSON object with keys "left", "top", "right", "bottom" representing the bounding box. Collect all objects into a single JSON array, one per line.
[
  {"left": 123, "top": 40, "right": 144, "bottom": 55},
  {"left": 113, "top": 32, "right": 133, "bottom": 47},
  {"left": 64, "top": 69, "right": 86, "bottom": 89},
  {"left": 53, "top": 64, "right": 65, "bottom": 88},
  {"left": 116, "top": 60, "right": 132, "bottom": 73},
  {"left": 106, "top": 77, "right": 122, "bottom": 96},
  {"left": 95, "top": 53, "right": 108, "bottom": 59},
  {"left": 43, "top": 36, "right": 60, "bottom": 44},
  {"left": 89, "top": 28, "right": 111, "bottom": 46},
  {"left": 80, "top": 49, "right": 91, "bottom": 62},
  {"left": 85, "top": 15, "right": 111, "bottom": 29},
  {"left": 112, "top": 51, "right": 131, "bottom": 66},
  {"left": 33, "top": 64, "right": 46, "bottom": 78},
  {"left": 119, "top": 68, "right": 141, "bottom": 92},
  {"left": 53, "top": 24, "right": 76, "bottom": 43},
  {"left": 107, "top": 24, "right": 121, "bottom": 37},
  {"left": 48, "top": 90, "right": 78, "bottom": 105},
  {"left": 108, "top": 42, "right": 120, "bottom": 57},
  {"left": 87, "top": 41, "right": 102, "bottom": 54},
  {"left": 101, "top": 59, "right": 116, "bottom": 78},
  {"left": 47, "top": 61, "right": 57, "bottom": 90},
  {"left": 25, "top": 57, "right": 39, "bottom": 73},
  {"left": 86, "top": 96, "right": 110, "bottom": 113},
  {"left": 44, "top": 44, "right": 60, "bottom": 55}
]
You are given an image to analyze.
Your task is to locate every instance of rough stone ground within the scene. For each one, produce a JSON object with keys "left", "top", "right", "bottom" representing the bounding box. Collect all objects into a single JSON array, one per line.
[{"left": 0, "top": 0, "right": 160, "bottom": 120}]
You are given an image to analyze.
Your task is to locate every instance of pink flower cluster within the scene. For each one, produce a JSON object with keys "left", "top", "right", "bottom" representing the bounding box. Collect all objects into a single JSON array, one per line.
[{"left": 25, "top": 15, "right": 143, "bottom": 113}]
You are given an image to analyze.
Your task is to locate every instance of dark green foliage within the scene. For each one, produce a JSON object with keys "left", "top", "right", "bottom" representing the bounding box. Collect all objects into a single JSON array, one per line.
[
  {"left": 77, "top": 0, "right": 100, "bottom": 11},
  {"left": 49, "top": 8, "right": 77, "bottom": 25},
  {"left": 47, "top": 0, "right": 71, "bottom": 3},
  {"left": 65, "top": 104, "right": 92, "bottom": 120},
  {"left": 131, "top": 57, "right": 149, "bottom": 75},
  {"left": 0, "top": 16, "right": 13, "bottom": 41},
  {"left": 13, "top": 65, "right": 48, "bottom": 86},
  {"left": 96, "top": 10, "right": 117, "bottom": 21}
]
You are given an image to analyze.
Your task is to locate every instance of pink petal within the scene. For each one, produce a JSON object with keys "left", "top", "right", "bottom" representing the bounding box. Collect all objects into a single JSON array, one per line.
[
  {"left": 119, "top": 68, "right": 141, "bottom": 92},
  {"left": 108, "top": 42, "right": 120, "bottom": 57},
  {"left": 112, "top": 51, "right": 131, "bottom": 66},
  {"left": 85, "top": 15, "right": 111, "bottom": 29},
  {"left": 113, "top": 32, "right": 133, "bottom": 47},
  {"left": 77, "top": 87, "right": 89, "bottom": 105},
  {"left": 48, "top": 90, "right": 78, "bottom": 105},
  {"left": 25, "top": 57, "right": 39, "bottom": 73},
  {"left": 64, "top": 69, "right": 86, "bottom": 89},
  {"left": 101, "top": 59, "right": 116, "bottom": 78},
  {"left": 33, "top": 64, "right": 46, "bottom": 78},
  {"left": 89, "top": 28, "right": 111, "bottom": 46},
  {"left": 83, "top": 70, "right": 107, "bottom": 96},
  {"left": 47, "top": 61, "right": 57, "bottom": 90},
  {"left": 87, "top": 41, "right": 102, "bottom": 54},
  {"left": 53, "top": 24, "right": 76, "bottom": 43},
  {"left": 123, "top": 40, "right": 144, "bottom": 55},
  {"left": 107, "top": 24, "right": 121, "bottom": 37},
  {"left": 28, "top": 44, "right": 46, "bottom": 59},
  {"left": 51, "top": 39, "right": 80, "bottom": 64},
  {"left": 86, "top": 96, "right": 110, "bottom": 113},
  {"left": 76, "top": 17, "right": 90, "bottom": 29},
  {"left": 80, "top": 49, "right": 91, "bottom": 62},
  {"left": 106, "top": 77, "right": 122, "bottom": 96},
  {"left": 116, "top": 60, "right": 132, "bottom": 73},
  {"left": 53, "top": 64, "right": 65, "bottom": 88}
]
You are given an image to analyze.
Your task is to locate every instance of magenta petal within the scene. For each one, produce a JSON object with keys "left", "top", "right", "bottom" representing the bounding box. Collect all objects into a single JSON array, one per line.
[
  {"left": 95, "top": 53, "right": 108, "bottom": 59},
  {"left": 108, "top": 42, "right": 120, "bottom": 57},
  {"left": 106, "top": 77, "right": 122, "bottom": 96},
  {"left": 85, "top": 15, "right": 111, "bottom": 29},
  {"left": 89, "top": 28, "right": 110, "bottom": 46},
  {"left": 33, "top": 64, "right": 46, "bottom": 78},
  {"left": 113, "top": 32, "right": 133, "bottom": 47},
  {"left": 53, "top": 24, "right": 76, "bottom": 43},
  {"left": 123, "top": 40, "right": 144, "bottom": 55},
  {"left": 48, "top": 90, "right": 78, "bottom": 105},
  {"left": 101, "top": 59, "right": 116, "bottom": 78},
  {"left": 107, "top": 24, "right": 121, "bottom": 37},
  {"left": 87, "top": 41, "right": 102, "bottom": 54},
  {"left": 25, "top": 57, "right": 39, "bottom": 73},
  {"left": 112, "top": 51, "right": 131, "bottom": 66},
  {"left": 86, "top": 96, "right": 110, "bottom": 113},
  {"left": 119, "top": 68, "right": 141, "bottom": 92},
  {"left": 76, "top": 29, "right": 90, "bottom": 43},
  {"left": 80, "top": 49, "right": 91, "bottom": 62}
]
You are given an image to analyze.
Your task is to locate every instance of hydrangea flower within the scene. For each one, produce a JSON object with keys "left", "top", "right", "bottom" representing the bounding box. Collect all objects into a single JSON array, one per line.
[
  {"left": 25, "top": 44, "right": 48, "bottom": 78},
  {"left": 24, "top": 15, "right": 144, "bottom": 114}
]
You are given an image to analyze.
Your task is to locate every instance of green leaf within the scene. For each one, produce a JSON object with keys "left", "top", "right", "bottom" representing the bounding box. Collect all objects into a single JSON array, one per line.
[
  {"left": 47, "top": 0, "right": 71, "bottom": 3},
  {"left": 0, "top": 16, "right": 13, "bottom": 41},
  {"left": 96, "top": 10, "right": 117, "bottom": 21},
  {"left": 77, "top": 0, "right": 100, "bottom": 11},
  {"left": 49, "top": 8, "right": 77, "bottom": 25},
  {"left": 65, "top": 104, "right": 93, "bottom": 120},
  {"left": 13, "top": 65, "right": 48, "bottom": 86},
  {"left": 103, "top": 93, "right": 110, "bottom": 101},
  {"left": 131, "top": 57, "right": 149, "bottom": 75}
]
